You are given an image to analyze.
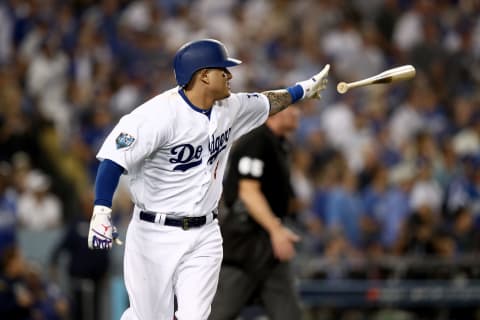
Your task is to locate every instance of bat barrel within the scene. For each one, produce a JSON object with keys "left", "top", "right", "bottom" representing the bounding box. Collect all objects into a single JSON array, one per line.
[{"left": 336, "top": 65, "right": 415, "bottom": 94}]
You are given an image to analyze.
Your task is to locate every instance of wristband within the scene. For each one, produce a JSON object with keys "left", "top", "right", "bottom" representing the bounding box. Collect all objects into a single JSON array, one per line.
[{"left": 286, "top": 84, "right": 304, "bottom": 103}]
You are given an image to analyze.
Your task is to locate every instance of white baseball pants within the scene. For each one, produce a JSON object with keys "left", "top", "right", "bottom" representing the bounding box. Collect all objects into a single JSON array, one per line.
[{"left": 120, "top": 209, "right": 223, "bottom": 320}]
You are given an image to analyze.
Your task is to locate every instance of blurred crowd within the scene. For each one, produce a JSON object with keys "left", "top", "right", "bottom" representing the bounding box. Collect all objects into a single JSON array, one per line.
[{"left": 1, "top": 0, "right": 480, "bottom": 318}]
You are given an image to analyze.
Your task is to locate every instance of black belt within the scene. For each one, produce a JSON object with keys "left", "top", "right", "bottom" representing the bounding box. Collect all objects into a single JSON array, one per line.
[{"left": 139, "top": 211, "right": 218, "bottom": 230}]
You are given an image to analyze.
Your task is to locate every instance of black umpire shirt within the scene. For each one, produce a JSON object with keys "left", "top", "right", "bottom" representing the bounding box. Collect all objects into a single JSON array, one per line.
[
  {"left": 223, "top": 124, "right": 293, "bottom": 222},
  {"left": 221, "top": 124, "right": 294, "bottom": 273}
]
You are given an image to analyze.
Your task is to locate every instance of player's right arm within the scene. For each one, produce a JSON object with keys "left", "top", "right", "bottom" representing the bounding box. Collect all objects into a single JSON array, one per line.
[
  {"left": 262, "top": 64, "right": 330, "bottom": 116},
  {"left": 88, "top": 110, "right": 170, "bottom": 250},
  {"left": 87, "top": 159, "right": 124, "bottom": 249}
]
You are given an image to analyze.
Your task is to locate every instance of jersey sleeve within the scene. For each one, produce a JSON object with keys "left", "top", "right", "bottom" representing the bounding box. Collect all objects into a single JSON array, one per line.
[
  {"left": 230, "top": 92, "right": 270, "bottom": 141},
  {"left": 96, "top": 113, "right": 170, "bottom": 172}
]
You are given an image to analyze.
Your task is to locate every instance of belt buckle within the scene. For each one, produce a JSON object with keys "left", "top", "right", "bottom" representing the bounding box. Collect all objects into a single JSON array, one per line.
[{"left": 182, "top": 217, "right": 189, "bottom": 230}]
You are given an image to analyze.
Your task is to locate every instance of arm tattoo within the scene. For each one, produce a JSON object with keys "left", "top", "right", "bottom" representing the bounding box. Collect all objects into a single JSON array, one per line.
[{"left": 262, "top": 90, "right": 293, "bottom": 116}]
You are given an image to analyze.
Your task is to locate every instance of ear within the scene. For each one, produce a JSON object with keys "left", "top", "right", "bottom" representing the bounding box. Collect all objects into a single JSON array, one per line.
[{"left": 199, "top": 69, "right": 210, "bottom": 85}]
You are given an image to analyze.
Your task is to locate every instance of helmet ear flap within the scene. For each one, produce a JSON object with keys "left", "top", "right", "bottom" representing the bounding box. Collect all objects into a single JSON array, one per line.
[{"left": 173, "top": 39, "right": 242, "bottom": 87}]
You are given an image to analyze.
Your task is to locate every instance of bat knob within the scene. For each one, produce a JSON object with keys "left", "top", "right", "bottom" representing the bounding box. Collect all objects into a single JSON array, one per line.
[{"left": 337, "top": 82, "right": 349, "bottom": 94}]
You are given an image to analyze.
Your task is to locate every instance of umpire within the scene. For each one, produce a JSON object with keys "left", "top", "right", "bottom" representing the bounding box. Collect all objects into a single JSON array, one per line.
[{"left": 210, "top": 107, "right": 302, "bottom": 319}]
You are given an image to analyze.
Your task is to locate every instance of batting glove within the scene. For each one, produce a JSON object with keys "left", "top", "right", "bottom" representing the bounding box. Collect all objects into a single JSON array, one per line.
[
  {"left": 296, "top": 64, "right": 330, "bottom": 99},
  {"left": 88, "top": 205, "right": 122, "bottom": 250}
]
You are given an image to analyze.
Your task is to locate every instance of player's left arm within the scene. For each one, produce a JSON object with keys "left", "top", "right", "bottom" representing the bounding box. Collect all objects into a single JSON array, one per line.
[
  {"left": 262, "top": 64, "right": 330, "bottom": 116},
  {"left": 262, "top": 90, "right": 292, "bottom": 116}
]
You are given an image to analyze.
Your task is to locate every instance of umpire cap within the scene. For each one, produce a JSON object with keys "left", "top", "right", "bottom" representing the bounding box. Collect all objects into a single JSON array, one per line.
[{"left": 173, "top": 39, "right": 242, "bottom": 87}]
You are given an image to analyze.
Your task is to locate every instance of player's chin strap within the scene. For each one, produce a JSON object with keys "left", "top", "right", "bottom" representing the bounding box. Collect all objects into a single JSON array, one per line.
[{"left": 287, "top": 64, "right": 330, "bottom": 103}]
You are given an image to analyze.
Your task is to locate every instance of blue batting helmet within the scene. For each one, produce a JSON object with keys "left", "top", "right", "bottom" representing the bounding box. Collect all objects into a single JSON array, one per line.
[{"left": 173, "top": 39, "right": 242, "bottom": 87}]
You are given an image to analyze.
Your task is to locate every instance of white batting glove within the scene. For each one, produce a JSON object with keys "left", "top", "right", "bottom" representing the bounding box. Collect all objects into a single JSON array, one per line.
[
  {"left": 88, "top": 205, "right": 122, "bottom": 250},
  {"left": 296, "top": 64, "right": 330, "bottom": 99}
]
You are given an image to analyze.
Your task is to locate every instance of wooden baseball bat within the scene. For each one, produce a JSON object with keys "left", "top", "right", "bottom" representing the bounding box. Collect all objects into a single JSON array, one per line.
[{"left": 337, "top": 65, "right": 416, "bottom": 94}]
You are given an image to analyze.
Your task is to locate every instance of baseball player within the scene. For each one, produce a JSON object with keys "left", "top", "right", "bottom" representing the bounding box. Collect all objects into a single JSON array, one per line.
[{"left": 87, "top": 38, "right": 329, "bottom": 320}]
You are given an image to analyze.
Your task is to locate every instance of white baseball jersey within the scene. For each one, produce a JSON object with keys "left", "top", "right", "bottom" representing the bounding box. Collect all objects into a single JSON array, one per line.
[{"left": 97, "top": 87, "right": 269, "bottom": 216}]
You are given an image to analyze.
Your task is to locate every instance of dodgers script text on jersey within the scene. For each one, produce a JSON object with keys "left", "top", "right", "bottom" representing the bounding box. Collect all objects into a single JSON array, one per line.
[{"left": 96, "top": 88, "right": 269, "bottom": 216}]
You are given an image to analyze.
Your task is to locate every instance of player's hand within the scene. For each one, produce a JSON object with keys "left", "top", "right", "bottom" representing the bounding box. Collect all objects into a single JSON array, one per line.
[
  {"left": 88, "top": 205, "right": 122, "bottom": 249},
  {"left": 269, "top": 225, "right": 301, "bottom": 261},
  {"left": 296, "top": 64, "right": 330, "bottom": 99}
]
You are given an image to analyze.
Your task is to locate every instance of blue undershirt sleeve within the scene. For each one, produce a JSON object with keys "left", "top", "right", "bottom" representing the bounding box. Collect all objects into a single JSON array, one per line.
[{"left": 94, "top": 159, "right": 125, "bottom": 208}]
